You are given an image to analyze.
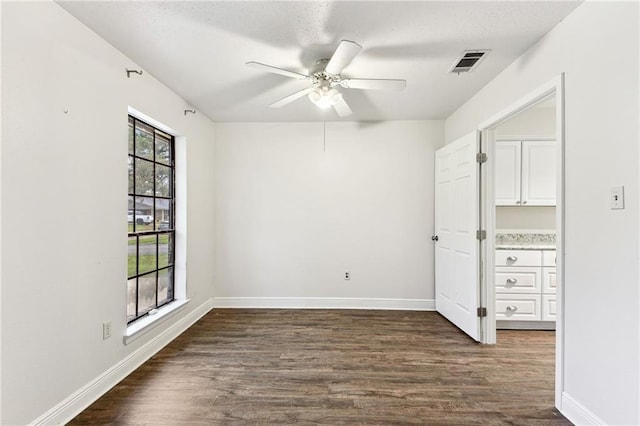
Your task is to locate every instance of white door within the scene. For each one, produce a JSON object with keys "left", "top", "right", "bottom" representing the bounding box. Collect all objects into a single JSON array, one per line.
[
  {"left": 494, "top": 141, "right": 521, "bottom": 206},
  {"left": 521, "top": 140, "right": 556, "bottom": 205},
  {"left": 434, "top": 131, "right": 481, "bottom": 341}
]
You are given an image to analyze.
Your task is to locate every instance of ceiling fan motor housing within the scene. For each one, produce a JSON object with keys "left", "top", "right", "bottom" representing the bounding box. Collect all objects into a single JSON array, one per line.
[{"left": 310, "top": 58, "right": 330, "bottom": 75}]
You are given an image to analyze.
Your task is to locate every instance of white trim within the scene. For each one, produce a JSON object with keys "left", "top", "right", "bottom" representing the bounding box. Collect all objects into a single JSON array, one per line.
[
  {"left": 0, "top": 1, "right": 3, "bottom": 420},
  {"left": 561, "top": 392, "right": 605, "bottom": 425},
  {"left": 554, "top": 74, "right": 566, "bottom": 411},
  {"left": 481, "top": 128, "right": 497, "bottom": 343},
  {"left": 128, "top": 106, "right": 179, "bottom": 137},
  {"left": 478, "top": 75, "right": 565, "bottom": 410},
  {"left": 494, "top": 134, "right": 556, "bottom": 141},
  {"left": 124, "top": 299, "right": 190, "bottom": 345},
  {"left": 496, "top": 320, "right": 555, "bottom": 330},
  {"left": 213, "top": 297, "right": 435, "bottom": 311},
  {"left": 479, "top": 77, "right": 560, "bottom": 130},
  {"left": 31, "top": 299, "right": 213, "bottom": 426}
]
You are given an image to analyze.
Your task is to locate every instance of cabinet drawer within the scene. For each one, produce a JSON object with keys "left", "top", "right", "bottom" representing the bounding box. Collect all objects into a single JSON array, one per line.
[
  {"left": 543, "top": 250, "right": 556, "bottom": 266},
  {"left": 495, "top": 267, "right": 541, "bottom": 293},
  {"left": 543, "top": 267, "right": 557, "bottom": 293},
  {"left": 495, "top": 250, "right": 542, "bottom": 267},
  {"left": 496, "top": 294, "right": 541, "bottom": 321},
  {"left": 542, "top": 294, "right": 556, "bottom": 321}
]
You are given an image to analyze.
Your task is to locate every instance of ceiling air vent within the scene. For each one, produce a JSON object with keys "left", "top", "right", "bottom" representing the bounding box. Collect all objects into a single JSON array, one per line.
[{"left": 449, "top": 50, "right": 489, "bottom": 74}]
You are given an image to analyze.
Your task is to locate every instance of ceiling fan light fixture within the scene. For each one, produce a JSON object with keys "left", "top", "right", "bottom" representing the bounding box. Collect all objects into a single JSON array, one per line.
[{"left": 308, "top": 87, "right": 341, "bottom": 109}]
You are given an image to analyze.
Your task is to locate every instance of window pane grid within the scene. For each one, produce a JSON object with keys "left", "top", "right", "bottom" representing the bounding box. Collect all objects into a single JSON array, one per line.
[{"left": 128, "top": 115, "right": 175, "bottom": 324}]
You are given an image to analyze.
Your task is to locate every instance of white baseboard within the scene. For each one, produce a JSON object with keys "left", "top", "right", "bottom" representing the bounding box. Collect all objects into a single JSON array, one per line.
[
  {"left": 561, "top": 392, "right": 605, "bottom": 425},
  {"left": 212, "top": 297, "right": 435, "bottom": 311},
  {"left": 497, "top": 320, "right": 556, "bottom": 330},
  {"left": 31, "top": 298, "right": 214, "bottom": 426}
]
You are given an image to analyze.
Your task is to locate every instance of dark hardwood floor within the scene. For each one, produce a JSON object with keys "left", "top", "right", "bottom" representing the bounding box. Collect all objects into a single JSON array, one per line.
[{"left": 70, "top": 310, "right": 570, "bottom": 425}]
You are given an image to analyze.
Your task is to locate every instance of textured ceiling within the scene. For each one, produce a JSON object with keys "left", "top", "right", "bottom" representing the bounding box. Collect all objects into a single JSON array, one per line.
[{"left": 58, "top": 1, "right": 581, "bottom": 122}]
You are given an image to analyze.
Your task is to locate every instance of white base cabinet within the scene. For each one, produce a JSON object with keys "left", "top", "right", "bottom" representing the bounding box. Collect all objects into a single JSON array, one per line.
[{"left": 496, "top": 249, "right": 556, "bottom": 325}]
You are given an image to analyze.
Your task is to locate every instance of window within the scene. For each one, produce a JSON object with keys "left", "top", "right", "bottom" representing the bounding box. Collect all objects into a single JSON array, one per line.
[{"left": 127, "top": 115, "right": 175, "bottom": 324}]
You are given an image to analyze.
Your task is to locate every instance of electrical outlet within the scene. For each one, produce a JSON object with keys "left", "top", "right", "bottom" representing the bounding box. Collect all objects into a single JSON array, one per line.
[
  {"left": 344, "top": 271, "right": 351, "bottom": 280},
  {"left": 611, "top": 186, "right": 625, "bottom": 210},
  {"left": 102, "top": 321, "right": 112, "bottom": 340}
]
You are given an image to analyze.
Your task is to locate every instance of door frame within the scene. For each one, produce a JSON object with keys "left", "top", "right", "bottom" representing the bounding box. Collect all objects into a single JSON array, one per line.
[{"left": 477, "top": 74, "right": 565, "bottom": 408}]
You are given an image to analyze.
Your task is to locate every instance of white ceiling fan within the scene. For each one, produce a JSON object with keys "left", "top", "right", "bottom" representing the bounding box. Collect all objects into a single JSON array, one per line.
[{"left": 246, "top": 40, "right": 406, "bottom": 117}]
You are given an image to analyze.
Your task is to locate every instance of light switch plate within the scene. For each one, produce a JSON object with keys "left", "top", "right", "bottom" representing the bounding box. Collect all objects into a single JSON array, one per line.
[
  {"left": 611, "top": 186, "right": 625, "bottom": 210},
  {"left": 103, "top": 321, "right": 112, "bottom": 340}
]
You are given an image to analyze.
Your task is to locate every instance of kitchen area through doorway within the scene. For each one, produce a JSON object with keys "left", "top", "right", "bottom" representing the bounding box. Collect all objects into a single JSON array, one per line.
[{"left": 492, "top": 95, "right": 558, "bottom": 333}]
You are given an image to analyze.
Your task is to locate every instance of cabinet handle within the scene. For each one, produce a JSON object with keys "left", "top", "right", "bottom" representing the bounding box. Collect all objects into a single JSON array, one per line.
[
  {"left": 506, "top": 278, "right": 518, "bottom": 285},
  {"left": 506, "top": 305, "right": 518, "bottom": 312},
  {"left": 522, "top": 201, "right": 528, "bottom": 205},
  {"left": 506, "top": 256, "right": 518, "bottom": 262},
  {"left": 516, "top": 201, "right": 521, "bottom": 204}
]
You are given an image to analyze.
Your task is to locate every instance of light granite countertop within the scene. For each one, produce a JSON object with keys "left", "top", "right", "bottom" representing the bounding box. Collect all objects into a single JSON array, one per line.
[{"left": 496, "top": 233, "right": 556, "bottom": 250}]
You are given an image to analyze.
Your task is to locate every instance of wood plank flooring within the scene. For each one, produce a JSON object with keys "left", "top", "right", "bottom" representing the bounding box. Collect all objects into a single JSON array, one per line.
[{"left": 70, "top": 310, "right": 570, "bottom": 425}]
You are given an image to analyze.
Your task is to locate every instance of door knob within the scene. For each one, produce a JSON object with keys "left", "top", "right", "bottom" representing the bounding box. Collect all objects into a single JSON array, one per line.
[{"left": 431, "top": 235, "right": 439, "bottom": 242}]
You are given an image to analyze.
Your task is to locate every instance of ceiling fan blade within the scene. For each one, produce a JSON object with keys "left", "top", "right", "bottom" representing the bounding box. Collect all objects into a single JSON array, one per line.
[
  {"left": 332, "top": 96, "right": 353, "bottom": 117},
  {"left": 324, "top": 40, "right": 362, "bottom": 75},
  {"left": 269, "top": 87, "right": 315, "bottom": 108},
  {"left": 341, "top": 78, "right": 406, "bottom": 91},
  {"left": 246, "top": 61, "right": 310, "bottom": 80}
]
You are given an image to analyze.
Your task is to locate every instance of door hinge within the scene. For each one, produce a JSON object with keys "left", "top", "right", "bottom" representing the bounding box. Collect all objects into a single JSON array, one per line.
[
  {"left": 477, "top": 307, "right": 487, "bottom": 318},
  {"left": 476, "top": 230, "right": 486, "bottom": 240},
  {"left": 476, "top": 152, "right": 487, "bottom": 163}
]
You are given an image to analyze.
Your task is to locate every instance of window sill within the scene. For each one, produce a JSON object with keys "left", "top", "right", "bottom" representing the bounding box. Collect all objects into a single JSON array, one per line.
[{"left": 124, "top": 299, "right": 190, "bottom": 345}]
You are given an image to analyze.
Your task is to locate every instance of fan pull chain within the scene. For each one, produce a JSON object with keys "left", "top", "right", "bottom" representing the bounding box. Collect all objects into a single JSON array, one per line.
[{"left": 323, "top": 121, "right": 326, "bottom": 153}]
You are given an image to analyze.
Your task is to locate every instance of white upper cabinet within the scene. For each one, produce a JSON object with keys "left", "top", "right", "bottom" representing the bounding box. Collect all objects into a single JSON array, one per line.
[
  {"left": 495, "top": 141, "right": 521, "bottom": 205},
  {"left": 521, "top": 141, "right": 556, "bottom": 206},
  {"left": 495, "top": 140, "right": 556, "bottom": 206}
]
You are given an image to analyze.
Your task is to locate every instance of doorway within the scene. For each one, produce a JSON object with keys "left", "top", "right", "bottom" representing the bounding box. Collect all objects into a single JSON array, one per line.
[
  {"left": 492, "top": 95, "right": 557, "bottom": 331},
  {"left": 478, "top": 75, "right": 565, "bottom": 407}
]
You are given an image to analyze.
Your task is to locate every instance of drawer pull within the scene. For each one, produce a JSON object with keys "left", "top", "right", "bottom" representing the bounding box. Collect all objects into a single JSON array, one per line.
[
  {"left": 506, "top": 305, "right": 518, "bottom": 313},
  {"left": 505, "top": 278, "right": 518, "bottom": 286},
  {"left": 506, "top": 256, "right": 518, "bottom": 262}
]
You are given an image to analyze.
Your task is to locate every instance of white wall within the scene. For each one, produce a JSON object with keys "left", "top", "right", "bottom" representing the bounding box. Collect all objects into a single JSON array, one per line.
[
  {"left": 494, "top": 104, "right": 555, "bottom": 137},
  {"left": 1, "top": 3, "right": 215, "bottom": 424},
  {"left": 214, "top": 121, "right": 443, "bottom": 308},
  {"left": 496, "top": 206, "right": 555, "bottom": 231},
  {"left": 446, "top": 2, "right": 639, "bottom": 424}
]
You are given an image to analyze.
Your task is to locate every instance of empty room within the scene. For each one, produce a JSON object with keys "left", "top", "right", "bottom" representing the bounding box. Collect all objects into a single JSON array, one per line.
[{"left": 1, "top": 1, "right": 639, "bottom": 425}]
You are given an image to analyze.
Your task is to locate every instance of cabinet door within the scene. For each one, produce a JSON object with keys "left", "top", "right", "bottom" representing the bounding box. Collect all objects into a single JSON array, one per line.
[
  {"left": 521, "top": 141, "right": 556, "bottom": 206},
  {"left": 542, "top": 294, "right": 556, "bottom": 321},
  {"left": 494, "top": 141, "right": 521, "bottom": 206},
  {"left": 542, "top": 266, "right": 557, "bottom": 293}
]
